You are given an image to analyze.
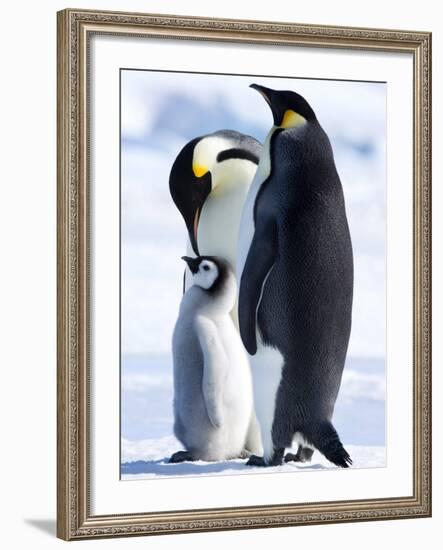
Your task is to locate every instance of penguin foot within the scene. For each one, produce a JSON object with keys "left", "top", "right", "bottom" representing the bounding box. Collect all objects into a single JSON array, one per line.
[
  {"left": 270, "top": 448, "right": 285, "bottom": 466},
  {"left": 169, "top": 450, "right": 194, "bottom": 463},
  {"left": 285, "top": 446, "right": 314, "bottom": 464},
  {"left": 284, "top": 453, "right": 297, "bottom": 462},
  {"left": 246, "top": 449, "right": 285, "bottom": 467},
  {"left": 246, "top": 455, "right": 267, "bottom": 467}
]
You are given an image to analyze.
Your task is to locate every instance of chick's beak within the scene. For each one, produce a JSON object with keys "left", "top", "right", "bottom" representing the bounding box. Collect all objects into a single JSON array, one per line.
[{"left": 181, "top": 256, "right": 200, "bottom": 274}]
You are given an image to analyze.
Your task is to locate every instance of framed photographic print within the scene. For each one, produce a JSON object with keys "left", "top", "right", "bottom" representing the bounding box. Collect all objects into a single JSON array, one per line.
[{"left": 57, "top": 8, "right": 432, "bottom": 540}]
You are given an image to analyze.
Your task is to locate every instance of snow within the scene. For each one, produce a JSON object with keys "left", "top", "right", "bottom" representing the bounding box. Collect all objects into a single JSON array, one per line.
[{"left": 121, "top": 435, "right": 385, "bottom": 480}]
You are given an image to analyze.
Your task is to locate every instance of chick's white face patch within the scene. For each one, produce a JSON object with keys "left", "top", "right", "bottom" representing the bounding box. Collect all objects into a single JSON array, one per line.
[{"left": 193, "top": 260, "right": 219, "bottom": 289}]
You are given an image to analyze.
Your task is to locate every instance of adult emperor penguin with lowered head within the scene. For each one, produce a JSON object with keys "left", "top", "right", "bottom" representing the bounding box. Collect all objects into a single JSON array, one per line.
[
  {"left": 170, "top": 129, "right": 263, "bottom": 456},
  {"left": 237, "top": 84, "right": 354, "bottom": 468},
  {"left": 170, "top": 255, "right": 259, "bottom": 463},
  {"left": 169, "top": 130, "right": 261, "bottom": 295}
]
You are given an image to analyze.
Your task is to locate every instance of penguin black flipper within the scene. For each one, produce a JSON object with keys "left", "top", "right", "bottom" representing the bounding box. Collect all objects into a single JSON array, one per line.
[{"left": 238, "top": 216, "right": 277, "bottom": 355}]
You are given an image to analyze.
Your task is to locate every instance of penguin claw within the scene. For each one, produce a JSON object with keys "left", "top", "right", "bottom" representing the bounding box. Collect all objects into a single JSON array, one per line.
[{"left": 168, "top": 451, "right": 194, "bottom": 463}]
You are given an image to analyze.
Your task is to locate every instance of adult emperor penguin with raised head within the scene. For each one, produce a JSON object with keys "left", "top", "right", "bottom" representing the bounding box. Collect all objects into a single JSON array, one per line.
[
  {"left": 169, "top": 129, "right": 262, "bottom": 295},
  {"left": 237, "top": 84, "right": 354, "bottom": 468},
  {"left": 170, "top": 255, "right": 257, "bottom": 463}
]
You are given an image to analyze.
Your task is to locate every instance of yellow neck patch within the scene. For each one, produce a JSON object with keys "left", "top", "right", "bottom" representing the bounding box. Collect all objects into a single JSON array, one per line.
[{"left": 281, "top": 109, "right": 306, "bottom": 129}]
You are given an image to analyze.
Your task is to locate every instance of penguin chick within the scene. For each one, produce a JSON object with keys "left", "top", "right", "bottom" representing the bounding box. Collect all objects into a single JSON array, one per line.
[{"left": 170, "top": 256, "right": 259, "bottom": 463}]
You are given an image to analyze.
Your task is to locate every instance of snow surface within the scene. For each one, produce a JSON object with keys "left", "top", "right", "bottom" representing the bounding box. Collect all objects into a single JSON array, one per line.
[{"left": 121, "top": 435, "right": 385, "bottom": 480}]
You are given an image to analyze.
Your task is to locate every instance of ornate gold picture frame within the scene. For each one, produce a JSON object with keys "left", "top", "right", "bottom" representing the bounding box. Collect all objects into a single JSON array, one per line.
[{"left": 57, "top": 8, "right": 431, "bottom": 540}]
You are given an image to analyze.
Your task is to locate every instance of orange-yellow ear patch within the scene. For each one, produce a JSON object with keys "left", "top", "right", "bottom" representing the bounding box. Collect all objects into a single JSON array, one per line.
[{"left": 281, "top": 109, "right": 306, "bottom": 129}]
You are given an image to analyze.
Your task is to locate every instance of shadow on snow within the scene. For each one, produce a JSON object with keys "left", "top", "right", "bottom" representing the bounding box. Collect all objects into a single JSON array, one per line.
[{"left": 121, "top": 457, "right": 328, "bottom": 476}]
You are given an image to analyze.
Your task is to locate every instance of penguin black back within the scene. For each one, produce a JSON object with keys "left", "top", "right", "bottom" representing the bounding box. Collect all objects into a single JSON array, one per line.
[{"left": 248, "top": 121, "right": 353, "bottom": 407}]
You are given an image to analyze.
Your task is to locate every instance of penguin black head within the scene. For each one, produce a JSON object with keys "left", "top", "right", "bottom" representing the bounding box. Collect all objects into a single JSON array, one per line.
[
  {"left": 250, "top": 84, "right": 317, "bottom": 128},
  {"left": 170, "top": 131, "right": 261, "bottom": 255},
  {"left": 170, "top": 138, "right": 211, "bottom": 256},
  {"left": 181, "top": 255, "right": 226, "bottom": 292}
]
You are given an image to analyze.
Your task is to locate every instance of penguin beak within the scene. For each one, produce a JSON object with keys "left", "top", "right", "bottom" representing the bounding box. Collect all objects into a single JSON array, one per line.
[
  {"left": 250, "top": 83, "right": 273, "bottom": 105},
  {"left": 181, "top": 256, "right": 200, "bottom": 274},
  {"left": 174, "top": 191, "right": 208, "bottom": 257},
  {"left": 250, "top": 83, "right": 283, "bottom": 127},
  {"left": 186, "top": 176, "right": 211, "bottom": 255},
  {"left": 192, "top": 208, "right": 201, "bottom": 249}
]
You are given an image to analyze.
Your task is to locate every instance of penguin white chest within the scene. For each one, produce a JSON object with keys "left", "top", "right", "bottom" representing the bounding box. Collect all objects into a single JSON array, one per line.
[
  {"left": 250, "top": 336, "right": 284, "bottom": 463},
  {"left": 198, "top": 159, "right": 256, "bottom": 272},
  {"left": 237, "top": 128, "right": 275, "bottom": 280},
  {"left": 236, "top": 128, "right": 284, "bottom": 464}
]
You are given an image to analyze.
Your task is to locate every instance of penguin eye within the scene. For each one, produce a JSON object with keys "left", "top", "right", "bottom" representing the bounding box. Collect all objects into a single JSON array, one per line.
[{"left": 203, "top": 265, "right": 210, "bottom": 271}]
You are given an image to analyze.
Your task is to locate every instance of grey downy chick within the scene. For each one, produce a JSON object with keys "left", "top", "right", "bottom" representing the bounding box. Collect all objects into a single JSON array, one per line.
[{"left": 170, "top": 255, "right": 258, "bottom": 463}]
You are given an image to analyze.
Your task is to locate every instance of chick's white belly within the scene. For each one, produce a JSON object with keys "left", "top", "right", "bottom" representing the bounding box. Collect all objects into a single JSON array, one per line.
[{"left": 175, "top": 386, "right": 251, "bottom": 461}]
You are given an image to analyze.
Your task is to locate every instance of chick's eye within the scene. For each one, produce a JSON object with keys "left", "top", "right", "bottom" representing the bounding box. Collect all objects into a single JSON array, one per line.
[{"left": 203, "top": 265, "right": 210, "bottom": 271}]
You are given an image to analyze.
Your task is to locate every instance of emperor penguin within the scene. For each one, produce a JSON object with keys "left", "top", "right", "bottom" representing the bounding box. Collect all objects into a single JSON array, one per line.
[
  {"left": 170, "top": 255, "right": 260, "bottom": 463},
  {"left": 169, "top": 130, "right": 264, "bottom": 456},
  {"left": 237, "top": 84, "right": 354, "bottom": 468},
  {"left": 169, "top": 130, "right": 262, "bottom": 298}
]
